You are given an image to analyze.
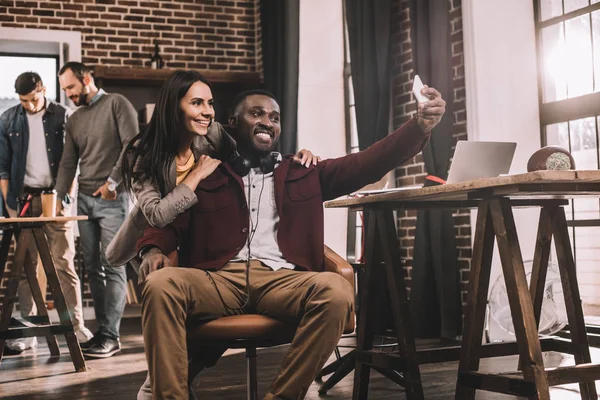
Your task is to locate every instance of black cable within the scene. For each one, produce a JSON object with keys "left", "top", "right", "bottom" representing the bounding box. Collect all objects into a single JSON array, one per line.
[{"left": 206, "top": 171, "right": 266, "bottom": 313}]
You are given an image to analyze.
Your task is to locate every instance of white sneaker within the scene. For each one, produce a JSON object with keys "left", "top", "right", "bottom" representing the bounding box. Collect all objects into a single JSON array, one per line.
[
  {"left": 6, "top": 336, "right": 37, "bottom": 352},
  {"left": 75, "top": 326, "right": 94, "bottom": 344}
]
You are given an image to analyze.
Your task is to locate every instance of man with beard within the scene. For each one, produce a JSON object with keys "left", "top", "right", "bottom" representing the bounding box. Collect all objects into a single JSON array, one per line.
[
  {"left": 0, "top": 72, "right": 93, "bottom": 354},
  {"left": 136, "top": 88, "right": 446, "bottom": 399},
  {"left": 55, "top": 62, "right": 137, "bottom": 358}
]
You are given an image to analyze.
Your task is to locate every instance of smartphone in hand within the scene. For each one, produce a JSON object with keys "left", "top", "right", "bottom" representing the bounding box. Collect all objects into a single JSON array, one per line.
[{"left": 412, "top": 75, "right": 429, "bottom": 103}]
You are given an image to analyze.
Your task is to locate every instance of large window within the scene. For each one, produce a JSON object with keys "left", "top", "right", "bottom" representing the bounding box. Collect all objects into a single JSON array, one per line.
[
  {"left": 535, "top": 0, "right": 600, "bottom": 314},
  {"left": 0, "top": 53, "right": 59, "bottom": 115}
]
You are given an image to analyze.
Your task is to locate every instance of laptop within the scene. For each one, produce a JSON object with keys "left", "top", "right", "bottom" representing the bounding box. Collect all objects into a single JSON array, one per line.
[{"left": 446, "top": 141, "right": 516, "bottom": 184}]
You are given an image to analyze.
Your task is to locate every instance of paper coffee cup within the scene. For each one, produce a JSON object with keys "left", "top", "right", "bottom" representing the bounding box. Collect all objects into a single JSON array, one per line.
[{"left": 41, "top": 190, "right": 57, "bottom": 218}]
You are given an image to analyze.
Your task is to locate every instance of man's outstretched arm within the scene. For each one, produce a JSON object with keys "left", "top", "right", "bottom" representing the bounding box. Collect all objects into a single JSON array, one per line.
[{"left": 318, "top": 86, "right": 446, "bottom": 201}]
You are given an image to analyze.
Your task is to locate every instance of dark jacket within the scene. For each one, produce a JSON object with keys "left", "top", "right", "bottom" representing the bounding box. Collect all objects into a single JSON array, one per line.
[
  {"left": 0, "top": 100, "right": 70, "bottom": 209},
  {"left": 137, "top": 117, "right": 429, "bottom": 271}
]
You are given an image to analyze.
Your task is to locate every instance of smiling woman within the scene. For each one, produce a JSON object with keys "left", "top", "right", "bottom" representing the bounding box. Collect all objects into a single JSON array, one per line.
[{"left": 105, "top": 70, "right": 234, "bottom": 270}]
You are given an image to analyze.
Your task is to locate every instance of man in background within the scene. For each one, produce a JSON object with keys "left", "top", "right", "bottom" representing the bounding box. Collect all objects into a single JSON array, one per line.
[
  {"left": 0, "top": 72, "right": 93, "bottom": 354},
  {"left": 55, "top": 62, "right": 137, "bottom": 358}
]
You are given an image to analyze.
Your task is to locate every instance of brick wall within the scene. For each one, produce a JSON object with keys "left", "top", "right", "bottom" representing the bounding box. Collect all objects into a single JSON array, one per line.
[
  {"left": 390, "top": 0, "right": 472, "bottom": 306},
  {"left": 0, "top": 0, "right": 261, "bottom": 72},
  {"left": 0, "top": 0, "right": 263, "bottom": 311}
]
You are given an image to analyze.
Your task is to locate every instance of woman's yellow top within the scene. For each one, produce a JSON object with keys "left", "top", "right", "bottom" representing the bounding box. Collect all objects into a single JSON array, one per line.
[{"left": 176, "top": 154, "right": 195, "bottom": 185}]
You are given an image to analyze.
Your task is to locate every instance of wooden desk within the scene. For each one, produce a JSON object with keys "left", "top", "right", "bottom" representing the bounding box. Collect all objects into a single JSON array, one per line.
[
  {"left": 0, "top": 216, "right": 88, "bottom": 372},
  {"left": 326, "top": 170, "right": 600, "bottom": 400}
]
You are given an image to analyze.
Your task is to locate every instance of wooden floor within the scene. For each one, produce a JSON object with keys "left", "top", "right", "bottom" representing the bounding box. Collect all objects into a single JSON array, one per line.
[{"left": 1, "top": 315, "right": 600, "bottom": 399}]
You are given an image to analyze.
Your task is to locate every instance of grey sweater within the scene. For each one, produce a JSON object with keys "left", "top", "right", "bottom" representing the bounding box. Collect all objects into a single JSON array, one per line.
[{"left": 55, "top": 93, "right": 137, "bottom": 199}]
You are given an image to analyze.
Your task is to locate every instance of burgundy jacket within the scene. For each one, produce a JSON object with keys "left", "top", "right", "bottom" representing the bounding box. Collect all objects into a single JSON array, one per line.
[{"left": 137, "top": 117, "right": 429, "bottom": 272}]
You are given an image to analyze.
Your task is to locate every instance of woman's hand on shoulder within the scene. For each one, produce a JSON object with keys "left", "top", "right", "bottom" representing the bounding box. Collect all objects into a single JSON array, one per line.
[
  {"left": 293, "top": 149, "right": 322, "bottom": 168},
  {"left": 189, "top": 155, "right": 222, "bottom": 181}
]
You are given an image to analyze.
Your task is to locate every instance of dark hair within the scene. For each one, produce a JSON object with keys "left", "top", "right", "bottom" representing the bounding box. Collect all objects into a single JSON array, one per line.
[
  {"left": 122, "top": 70, "right": 212, "bottom": 196},
  {"left": 58, "top": 61, "right": 92, "bottom": 83},
  {"left": 14, "top": 72, "right": 43, "bottom": 95},
  {"left": 230, "top": 89, "right": 277, "bottom": 116}
]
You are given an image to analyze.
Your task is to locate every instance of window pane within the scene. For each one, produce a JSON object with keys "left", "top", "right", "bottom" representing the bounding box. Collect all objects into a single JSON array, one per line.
[
  {"left": 348, "top": 76, "right": 355, "bottom": 106},
  {"left": 570, "top": 117, "right": 599, "bottom": 219},
  {"left": 542, "top": 23, "right": 567, "bottom": 102},
  {"left": 565, "top": 15, "right": 594, "bottom": 98},
  {"left": 573, "top": 197, "right": 600, "bottom": 219},
  {"left": 0, "top": 55, "right": 58, "bottom": 115},
  {"left": 569, "top": 117, "right": 597, "bottom": 166},
  {"left": 349, "top": 105, "right": 359, "bottom": 152},
  {"left": 592, "top": 11, "right": 600, "bottom": 91},
  {"left": 545, "top": 121, "right": 569, "bottom": 148},
  {"left": 564, "top": 0, "right": 591, "bottom": 13},
  {"left": 573, "top": 226, "right": 600, "bottom": 316},
  {"left": 540, "top": 0, "right": 563, "bottom": 21},
  {"left": 546, "top": 121, "right": 574, "bottom": 221}
]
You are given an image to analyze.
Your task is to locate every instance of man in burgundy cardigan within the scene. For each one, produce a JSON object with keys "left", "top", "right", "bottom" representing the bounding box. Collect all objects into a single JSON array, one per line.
[{"left": 137, "top": 88, "right": 446, "bottom": 399}]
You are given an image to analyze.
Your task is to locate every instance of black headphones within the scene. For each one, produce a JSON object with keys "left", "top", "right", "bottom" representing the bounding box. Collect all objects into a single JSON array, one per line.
[
  {"left": 227, "top": 114, "right": 280, "bottom": 176},
  {"left": 230, "top": 150, "right": 279, "bottom": 177}
]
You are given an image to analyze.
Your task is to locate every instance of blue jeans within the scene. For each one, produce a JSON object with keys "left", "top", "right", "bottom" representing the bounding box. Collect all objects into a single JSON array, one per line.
[{"left": 77, "top": 192, "right": 129, "bottom": 339}]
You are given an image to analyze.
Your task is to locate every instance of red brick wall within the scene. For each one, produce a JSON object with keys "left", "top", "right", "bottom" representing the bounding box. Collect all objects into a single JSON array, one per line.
[
  {"left": 0, "top": 0, "right": 261, "bottom": 72},
  {"left": 0, "top": 0, "right": 263, "bottom": 310},
  {"left": 390, "top": 0, "right": 472, "bottom": 306}
]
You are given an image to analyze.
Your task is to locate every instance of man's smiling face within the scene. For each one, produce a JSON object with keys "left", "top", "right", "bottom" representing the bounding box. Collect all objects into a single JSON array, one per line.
[{"left": 234, "top": 94, "right": 281, "bottom": 154}]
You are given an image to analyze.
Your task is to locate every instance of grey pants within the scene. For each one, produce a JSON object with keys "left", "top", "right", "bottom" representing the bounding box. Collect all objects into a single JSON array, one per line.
[{"left": 77, "top": 192, "right": 128, "bottom": 339}]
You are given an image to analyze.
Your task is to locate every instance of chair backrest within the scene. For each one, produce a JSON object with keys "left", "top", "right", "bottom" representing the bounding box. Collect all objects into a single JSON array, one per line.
[{"left": 323, "top": 245, "right": 355, "bottom": 334}]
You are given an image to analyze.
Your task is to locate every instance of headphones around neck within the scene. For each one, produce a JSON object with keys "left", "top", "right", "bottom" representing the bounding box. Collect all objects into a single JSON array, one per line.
[{"left": 230, "top": 150, "right": 279, "bottom": 177}]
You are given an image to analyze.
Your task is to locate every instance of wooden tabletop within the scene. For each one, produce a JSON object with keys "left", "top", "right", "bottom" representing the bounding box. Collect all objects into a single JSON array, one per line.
[
  {"left": 0, "top": 216, "right": 88, "bottom": 224},
  {"left": 325, "top": 170, "right": 600, "bottom": 209}
]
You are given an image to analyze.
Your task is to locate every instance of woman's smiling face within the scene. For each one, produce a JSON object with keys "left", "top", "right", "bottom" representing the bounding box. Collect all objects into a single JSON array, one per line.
[{"left": 179, "top": 80, "right": 215, "bottom": 136}]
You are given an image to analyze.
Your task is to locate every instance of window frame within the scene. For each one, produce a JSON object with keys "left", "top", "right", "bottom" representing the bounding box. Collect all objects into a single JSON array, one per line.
[
  {"left": 533, "top": 0, "right": 600, "bottom": 260},
  {"left": 534, "top": 1, "right": 600, "bottom": 133}
]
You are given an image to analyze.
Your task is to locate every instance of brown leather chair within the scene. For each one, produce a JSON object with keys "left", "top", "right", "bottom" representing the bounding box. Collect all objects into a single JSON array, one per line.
[{"left": 177, "top": 246, "right": 355, "bottom": 400}]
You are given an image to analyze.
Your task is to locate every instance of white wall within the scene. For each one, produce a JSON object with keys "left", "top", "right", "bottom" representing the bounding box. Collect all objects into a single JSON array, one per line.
[
  {"left": 297, "top": 0, "right": 348, "bottom": 256},
  {"left": 463, "top": 1, "right": 542, "bottom": 288}
]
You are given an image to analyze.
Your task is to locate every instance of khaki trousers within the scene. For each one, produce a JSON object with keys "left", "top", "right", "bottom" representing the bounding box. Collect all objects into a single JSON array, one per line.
[
  {"left": 142, "top": 261, "right": 354, "bottom": 400},
  {"left": 9, "top": 204, "right": 84, "bottom": 329}
]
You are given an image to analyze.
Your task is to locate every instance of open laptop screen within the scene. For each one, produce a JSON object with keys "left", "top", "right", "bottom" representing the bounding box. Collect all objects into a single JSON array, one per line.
[{"left": 446, "top": 141, "right": 516, "bottom": 184}]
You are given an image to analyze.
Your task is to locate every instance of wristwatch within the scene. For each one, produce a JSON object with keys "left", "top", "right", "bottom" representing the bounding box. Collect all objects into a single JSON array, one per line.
[
  {"left": 107, "top": 178, "right": 118, "bottom": 192},
  {"left": 139, "top": 246, "right": 159, "bottom": 260}
]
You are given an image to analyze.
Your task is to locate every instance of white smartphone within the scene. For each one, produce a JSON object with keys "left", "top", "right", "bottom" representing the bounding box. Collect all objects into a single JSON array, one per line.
[{"left": 412, "top": 75, "right": 429, "bottom": 103}]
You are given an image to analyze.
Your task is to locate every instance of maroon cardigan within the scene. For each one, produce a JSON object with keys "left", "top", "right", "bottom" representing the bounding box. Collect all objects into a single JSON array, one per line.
[{"left": 137, "top": 117, "right": 429, "bottom": 271}]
